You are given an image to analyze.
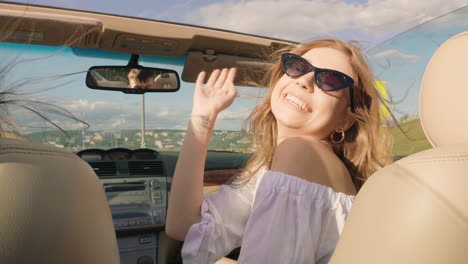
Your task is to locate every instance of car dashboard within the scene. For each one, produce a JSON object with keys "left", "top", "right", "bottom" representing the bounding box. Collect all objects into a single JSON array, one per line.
[
  {"left": 77, "top": 148, "right": 167, "bottom": 232},
  {"left": 76, "top": 148, "right": 167, "bottom": 263},
  {"left": 76, "top": 147, "right": 250, "bottom": 264}
]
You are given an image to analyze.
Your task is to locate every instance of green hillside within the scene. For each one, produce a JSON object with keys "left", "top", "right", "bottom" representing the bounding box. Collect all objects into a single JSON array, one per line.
[{"left": 391, "top": 118, "right": 432, "bottom": 156}]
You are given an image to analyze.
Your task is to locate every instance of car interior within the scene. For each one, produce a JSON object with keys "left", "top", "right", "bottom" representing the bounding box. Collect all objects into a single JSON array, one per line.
[
  {"left": 0, "top": 1, "right": 467, "bottom": 264},
  {"left": 0, "top": 2, "right": 294, "bottom": 264}
]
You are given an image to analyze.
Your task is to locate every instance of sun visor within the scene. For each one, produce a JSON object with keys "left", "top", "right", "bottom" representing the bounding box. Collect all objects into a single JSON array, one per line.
[
  {"left": 182, "top": 51, "right": 272, "bottom": 87},
  {"left": 0, "top": 9, "right": 102, "bottom": 48}
]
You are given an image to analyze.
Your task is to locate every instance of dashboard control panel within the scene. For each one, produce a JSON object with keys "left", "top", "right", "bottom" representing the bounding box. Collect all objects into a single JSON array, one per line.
[
  {"left": 77, "top": 148, "right": 168, "bottom": 231},
  {"left": 102, "top": 177, "right": 167, "bottom": 230}
]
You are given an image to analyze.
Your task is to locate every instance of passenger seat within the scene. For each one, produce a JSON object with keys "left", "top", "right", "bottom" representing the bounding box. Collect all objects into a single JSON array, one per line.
[
  {"left": 329, "top": 32, "right": 468, "bottom": 264},
  {"left": 0, "top": 138, "right": 120, "bottom": 264}
]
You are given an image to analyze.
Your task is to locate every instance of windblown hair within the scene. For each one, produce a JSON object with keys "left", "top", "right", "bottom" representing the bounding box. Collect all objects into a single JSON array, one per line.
[
  {"left": 237, "top": 39, "right": 393, "bottom": 191},
  {"left": 127, "top": 69, "right": 140, "bottom": 82},
  {"left": 0, "top": 17, "right": 92, "bottom": 139},
  {"left": 0, "top": 58, "right": 88, "bottom": 139}
]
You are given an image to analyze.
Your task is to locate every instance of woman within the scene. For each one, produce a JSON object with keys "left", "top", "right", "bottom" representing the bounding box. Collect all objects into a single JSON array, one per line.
[{"left": 166, "top": 39, "right": 393, "bottom": 263}]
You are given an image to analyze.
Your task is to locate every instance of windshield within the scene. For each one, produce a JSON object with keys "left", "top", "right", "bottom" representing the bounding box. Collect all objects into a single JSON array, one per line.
[
  {"left": 2, "top": 5, "right": 467, "bottom": 155},
  {"left": 365, "top": 5, "right": 468, "bottom": 156},
  {"left": 1, "top": 43, "right": 264, "bottom": 152}
]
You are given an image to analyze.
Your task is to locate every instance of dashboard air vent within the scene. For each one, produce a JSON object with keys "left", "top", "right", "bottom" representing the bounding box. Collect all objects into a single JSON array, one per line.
[
  {"left": 90, "top": 162, "right": 117, "bottom": 177},
  {"left": 128, "top": 161, "right": 164, "bottom": 176}
]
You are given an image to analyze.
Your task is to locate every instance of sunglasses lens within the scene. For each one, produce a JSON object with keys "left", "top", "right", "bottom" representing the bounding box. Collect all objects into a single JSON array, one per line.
[
  {"left": 316, "top": 71, "right": 346, "bottom": 91},
  {"left": 283, "top": 56, "right": 310, "bottom": 77},
  {"left": 283, "top": 54, "right": 352, "bottom": 91}
]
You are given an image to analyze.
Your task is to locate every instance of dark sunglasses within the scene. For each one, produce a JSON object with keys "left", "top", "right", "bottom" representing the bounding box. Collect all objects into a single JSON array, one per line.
[
  {"left": 281, "top": 53, "right": 355, "bottom": 92},
  {"left": 281, "top": 53, "right": 355, "bottom": 111}
]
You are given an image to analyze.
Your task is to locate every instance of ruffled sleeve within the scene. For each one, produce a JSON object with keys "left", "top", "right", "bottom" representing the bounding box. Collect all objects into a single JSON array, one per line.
[
  {"left": 237, "top": 170, "right": 355, "bottom": 264},
  {"left": 182, "top": 168, "right": 266, "bottom": 264}
]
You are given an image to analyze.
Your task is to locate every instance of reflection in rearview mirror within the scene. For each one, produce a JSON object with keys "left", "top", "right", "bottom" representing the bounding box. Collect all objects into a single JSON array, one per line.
[{"left": 86, "top": 66, "right": 180, "bottom": 94}]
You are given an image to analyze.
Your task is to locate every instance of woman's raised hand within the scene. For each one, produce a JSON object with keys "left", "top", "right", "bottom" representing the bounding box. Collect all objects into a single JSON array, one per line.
[
  {"left": 167, "top": 68, "right": 237, "bottom": 241},
  {"left": 192, "top": 68, "right": 237, "bottom": 116}
]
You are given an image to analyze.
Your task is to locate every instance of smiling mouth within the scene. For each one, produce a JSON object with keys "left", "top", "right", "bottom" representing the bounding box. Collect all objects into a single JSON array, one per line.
[{"left": 284, "top": 93, "right": 311, "bottom": 112}]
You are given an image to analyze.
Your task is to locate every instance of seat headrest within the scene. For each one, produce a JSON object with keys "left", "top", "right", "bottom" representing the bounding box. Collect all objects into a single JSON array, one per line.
[
  {"left": 0, "top": 138, "right": 120, "bottom": 264},
  {"left": 420, "top": 31, "right": 468, "bottom": 147}
]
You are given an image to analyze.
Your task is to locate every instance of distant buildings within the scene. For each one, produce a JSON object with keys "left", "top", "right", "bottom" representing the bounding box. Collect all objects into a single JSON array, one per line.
[
  {"left": 237, "top": 138, "right": 251, "bottom": 144},
  {"left": 38, "top": 129, "right": 254, "bottom": 153},
  {"left": 93, "top": 132, "right": 103, "bottom": 141},
  {"left": 155, "top": 140, "right": 163, "bottom": 149}
]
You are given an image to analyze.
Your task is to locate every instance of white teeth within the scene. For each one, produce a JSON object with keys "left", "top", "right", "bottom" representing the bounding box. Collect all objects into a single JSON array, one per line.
[{"left": 285, "top": 94, "right": 307, "bottom": 111}]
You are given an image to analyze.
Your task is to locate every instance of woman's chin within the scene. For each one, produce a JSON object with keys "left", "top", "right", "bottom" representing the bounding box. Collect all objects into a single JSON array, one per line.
[
  {"left": 274, "top": 109, "right": 310, "bottom": 126},
  {"left": 275, "top": 117, "right": 308, "bottom": 131}
]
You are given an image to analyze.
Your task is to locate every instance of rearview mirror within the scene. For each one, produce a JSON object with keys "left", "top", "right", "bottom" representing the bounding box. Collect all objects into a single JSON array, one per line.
[{"left": 86, "top": 66, "right": 180, "bottom": 94}]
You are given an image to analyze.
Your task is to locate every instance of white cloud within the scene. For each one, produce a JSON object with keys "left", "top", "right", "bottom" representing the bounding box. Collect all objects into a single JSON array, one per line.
[
  {"left": 67, "top": 99, "right": 120, "bottom": 112},
  {"left": 218, "top": 106, "right": 251, "bottom": 120},
  {"left": 188, "top": 0, "right": 468, "bottom": 42},
  {"left": 111, "top": 119, "right": 127, "bottom": 128},
  {"left": 13, "top": 98, "right": 188, "bottom": 132},
  {"left": 156, "top": 106, "right": 179, "bottom": 117},
  {"left": 137, "top": 0, "right": 197, "bottom": 22},
  {"left": 373, "top": 49, "right": 418, "bottom": 61}
]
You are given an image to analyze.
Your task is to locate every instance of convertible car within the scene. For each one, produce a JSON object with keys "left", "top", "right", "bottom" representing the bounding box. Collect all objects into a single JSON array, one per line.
[
  {"left": 0, "top": 2, "right": 294, "bottom": 263},
  {"left": 0, "top": 1, "right": 466, "bottom": 264}
]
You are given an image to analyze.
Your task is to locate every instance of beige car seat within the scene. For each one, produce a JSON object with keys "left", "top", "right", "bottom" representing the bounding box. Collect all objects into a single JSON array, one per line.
[
  {"left": 154, "top": 73, "right": 178, "bottom": 89},
  {"left": 329, "top": 32, "right": 468, "bottom": 264},
  {"left": 0, "top": 138, "right": 120, "bottom": 264}
]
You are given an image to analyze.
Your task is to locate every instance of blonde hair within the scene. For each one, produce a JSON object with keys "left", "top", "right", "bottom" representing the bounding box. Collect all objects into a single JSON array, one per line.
[
  {"left": 127, "top": 68, "right": 140, "bottom": 82},
  {"left": 237, "top": 39, "right": 393, "bottom": 190}
]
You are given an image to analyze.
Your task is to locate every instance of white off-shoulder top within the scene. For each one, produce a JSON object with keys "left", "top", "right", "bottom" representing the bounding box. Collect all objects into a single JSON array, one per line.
[{"left": 181, "top": 167, "right": 355, "bottom": 264}]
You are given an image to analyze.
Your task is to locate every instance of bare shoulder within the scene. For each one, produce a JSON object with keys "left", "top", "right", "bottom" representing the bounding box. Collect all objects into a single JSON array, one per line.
[
  {"left": 271, "top": 137, "right": 356, "bottom": 195},
  {"left": 271, "top": 137, "right": 337, "bottom": 179}
]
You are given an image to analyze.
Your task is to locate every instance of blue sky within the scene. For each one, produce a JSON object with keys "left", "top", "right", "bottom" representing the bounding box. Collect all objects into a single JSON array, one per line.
[{"left": 2, "top": 0, "right": 468, "bottom": 135}]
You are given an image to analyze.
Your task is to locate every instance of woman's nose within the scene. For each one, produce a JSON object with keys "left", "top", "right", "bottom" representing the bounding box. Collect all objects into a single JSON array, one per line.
[{"left": 295, "top": 72, "right": 316, "bottom": 92}]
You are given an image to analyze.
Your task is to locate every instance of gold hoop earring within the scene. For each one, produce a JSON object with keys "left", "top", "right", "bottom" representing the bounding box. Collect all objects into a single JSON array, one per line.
[{"left": 330, "top": 130, "right": 345, "bottom": 144}]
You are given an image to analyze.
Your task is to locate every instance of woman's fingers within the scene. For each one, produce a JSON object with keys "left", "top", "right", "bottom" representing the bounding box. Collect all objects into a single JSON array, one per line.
[
  {"left": 196, "top": 71, "right": 206, "bottom": 87},
  {"left": 193, "top": 68, "right": 237, "bottom": 113},
  {"left": 214, "top": 68, "right": 229, "bottom": 88},
  {"left": 226, "top": 68, "right": 237, "bottom": 83},
  {"left": 226, "top": 68, "right": 237, "bottom": 95},
  {"left": 198, "top": 68, "right": 237, "bottom": 94},
  {"left": 206, "top": 69, "right": 220, "bottom": 88}
]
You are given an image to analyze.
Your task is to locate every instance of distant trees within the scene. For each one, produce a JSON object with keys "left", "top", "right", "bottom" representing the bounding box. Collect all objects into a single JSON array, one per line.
[{"left": 400, "top": 114, "right": 409, "bottom": 123}]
